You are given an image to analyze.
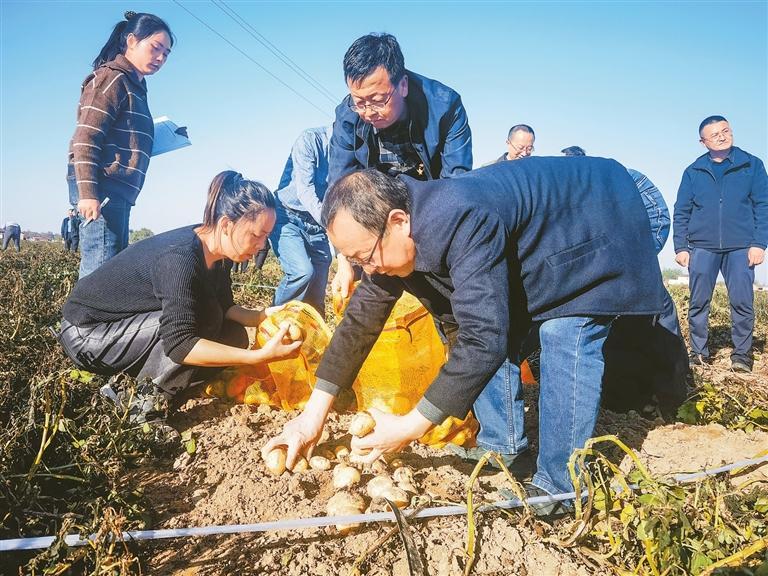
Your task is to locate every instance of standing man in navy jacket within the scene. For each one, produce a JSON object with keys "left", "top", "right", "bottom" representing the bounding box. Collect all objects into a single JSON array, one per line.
[
  {"left": 673, "top": 116, "right": 768, "bottom": 372},
  {"left": 264, "top": 158, "right": 665, "bottom": 501},
  {"left": 329, "top": 33, "right": 473, "bottom": 299}
]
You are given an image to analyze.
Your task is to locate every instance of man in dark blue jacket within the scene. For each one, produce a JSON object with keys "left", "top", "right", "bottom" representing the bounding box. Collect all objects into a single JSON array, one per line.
[
  {"left": 61, "top": 208, "right": 80, "bottom": 252},
  {"left": 264, "top": 158, "right": 665, "bottom": 501},
  {"left": 673, "top": 116, "right": 768, "bottom": 372},
  {"left": 329, "top": 33, "right": 473, "bottom": 298}
]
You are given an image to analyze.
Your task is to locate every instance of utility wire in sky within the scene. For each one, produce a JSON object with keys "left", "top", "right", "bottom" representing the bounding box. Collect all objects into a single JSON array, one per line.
[
  {"left": 213, "top": 0, "right": 340, "bottom": 107},
  {"left": 171, "top": 0, "right": 330, "bottom": 117}
]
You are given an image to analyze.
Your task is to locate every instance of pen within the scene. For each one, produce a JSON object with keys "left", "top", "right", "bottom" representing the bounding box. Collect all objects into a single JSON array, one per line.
[{"left": 82, "top": 197, "right": 110, "bottom": 227}]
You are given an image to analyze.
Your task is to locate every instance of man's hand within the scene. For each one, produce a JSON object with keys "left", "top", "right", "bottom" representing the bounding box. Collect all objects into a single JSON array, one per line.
[
  {"left": 262, "top": 389, "right": 335, "bottom": 469},
  {"left": 349, "top": 408, "right": 434, "bottom": 463},
  {"left": 332, "top": 255, "right": 355, "bottom": 299},
  {"left": 675, "top": 250, "right": 690, "bottom": 267},
  {"left": 78, "top": 198, "right": 102, "bottom": 221},
  {"left": 748, "top": 247, "right": 765, "bottom": 267}
]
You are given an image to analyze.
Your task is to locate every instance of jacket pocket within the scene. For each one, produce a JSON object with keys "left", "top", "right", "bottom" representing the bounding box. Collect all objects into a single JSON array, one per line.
[{"left": 546, "top": 235, "right": 611, "bottom": 268}]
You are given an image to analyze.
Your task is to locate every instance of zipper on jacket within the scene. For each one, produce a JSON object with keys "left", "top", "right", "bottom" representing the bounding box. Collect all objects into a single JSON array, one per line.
[{"left": 409, "top": 118, "right": 433, "bottom": 180}]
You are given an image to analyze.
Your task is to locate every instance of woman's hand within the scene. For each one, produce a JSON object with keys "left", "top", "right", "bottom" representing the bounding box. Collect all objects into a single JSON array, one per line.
[
  {"left": 256, "top": 323, "right": 302, "bottom": 362},
  {"left": 78, "top": 198, "right": 102, "bottom": 221},
  {"left": 262, "top": 389, "right": 335, "bottom": 469}
]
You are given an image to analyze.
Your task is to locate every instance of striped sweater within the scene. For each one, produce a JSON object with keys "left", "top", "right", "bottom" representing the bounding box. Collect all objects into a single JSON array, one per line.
[{"left": 67, "top": 54, "right": 154, "bottom": 205}]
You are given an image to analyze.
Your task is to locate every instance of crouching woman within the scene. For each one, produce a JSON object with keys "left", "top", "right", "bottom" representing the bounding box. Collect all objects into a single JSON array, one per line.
[{"left": 58, "top": 170, "right": 300, "bottom": 417}]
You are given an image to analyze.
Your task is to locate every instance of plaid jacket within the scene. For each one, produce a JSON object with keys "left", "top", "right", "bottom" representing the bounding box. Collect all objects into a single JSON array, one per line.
[{"left": 67, "top": 55, "right": 154, "bottom": 205}]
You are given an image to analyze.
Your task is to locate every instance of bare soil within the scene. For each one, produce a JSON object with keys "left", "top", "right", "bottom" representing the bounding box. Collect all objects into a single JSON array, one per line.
[{"left": 138, "top": 353, "right": 768, "bottom": 576}]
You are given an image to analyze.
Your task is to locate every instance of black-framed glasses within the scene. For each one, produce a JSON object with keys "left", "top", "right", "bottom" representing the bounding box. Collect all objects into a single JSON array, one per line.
[
  {"left": 506, "top": 141, "right": 535, "bottom": 154},
  {"left": 347, "top": 88, "right": 396, "bottom": 114},
  {"left": 347, "top": 224, "right": 387, "bottom": 267}
]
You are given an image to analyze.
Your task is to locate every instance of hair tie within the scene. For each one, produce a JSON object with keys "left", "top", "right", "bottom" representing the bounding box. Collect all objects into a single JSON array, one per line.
[{"left": 124, "top": 10, "right": 137, "bottom": 21}]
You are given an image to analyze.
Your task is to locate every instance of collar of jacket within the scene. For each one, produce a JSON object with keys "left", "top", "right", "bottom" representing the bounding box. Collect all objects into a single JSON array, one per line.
[
  {"left": 352, "top": 70, "right": 431, "bottom": 174},
  {"left": 692, "top": 146, "right": 750, "bottom": 173},
  {"left": 104, "top": 54, "right": 148, "bottom": 93}
]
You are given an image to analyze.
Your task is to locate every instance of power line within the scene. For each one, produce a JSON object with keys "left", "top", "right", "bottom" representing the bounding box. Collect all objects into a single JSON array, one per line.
[
  {"left": 213, "top": 0, "right": 340, "bottom": 107},
  {"left": 171, "top": 0, "right": 330, "bottom": 117}
]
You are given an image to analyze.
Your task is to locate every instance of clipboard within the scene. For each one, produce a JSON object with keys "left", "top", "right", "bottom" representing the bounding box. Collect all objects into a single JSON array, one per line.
[{"left": 152, "top": 116, "right": 191, "bottom": 156}]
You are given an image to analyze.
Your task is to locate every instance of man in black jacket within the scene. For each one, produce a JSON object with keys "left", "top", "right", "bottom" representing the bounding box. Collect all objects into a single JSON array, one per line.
[{"left": 264, "top": 158, "right": 665, "bottom": 499}]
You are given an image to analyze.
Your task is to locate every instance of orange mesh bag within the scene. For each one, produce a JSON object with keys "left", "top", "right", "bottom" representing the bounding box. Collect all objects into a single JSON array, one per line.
[
  {"left": 204, "top": 301, "right": 332, "bottom": 410},
  {"left": 255, "top": 301, "right": 333, "bottom": 411},
  {"left": 334, "top": 288, "right": 478, "bottom": 449}
]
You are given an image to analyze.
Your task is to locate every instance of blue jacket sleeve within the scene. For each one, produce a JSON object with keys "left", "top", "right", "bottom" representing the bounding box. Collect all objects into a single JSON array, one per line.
[
  {"left": 61, "top": 218, "right": 68, "bottom": 239},
  {"left": 439, "top": 97, "right": 473, "bottom": 178},
  {"left": 750, "top": 157, "right": 768, "bottom": 249},
  {"left": 672, "top": 168, "right": 694, "bottom": 253},
  {"left": 417, "top": 212, "right": 509, "bottom": 422},
  {"left": 292, "top": 132, "right": 325, "bottom": 224},
  {"left": 629, "top": 169, "right": 670, "bottom": 253}
]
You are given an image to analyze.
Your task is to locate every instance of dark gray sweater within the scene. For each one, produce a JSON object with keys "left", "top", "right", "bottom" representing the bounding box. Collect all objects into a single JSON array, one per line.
[{"left": 63, "top": 225, "right": 234, "bottom": 363}]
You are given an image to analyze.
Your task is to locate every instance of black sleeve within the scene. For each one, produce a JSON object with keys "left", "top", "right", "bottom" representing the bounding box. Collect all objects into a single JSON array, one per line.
[
  {"left": 313, "top": 274, "right": 403, "bottom": 396},
  {"left": 418, "top": 212, "right": 511, "bottom": 422},
  {"left": 151, "top": 250, "right": 204, "bottom": 363}
]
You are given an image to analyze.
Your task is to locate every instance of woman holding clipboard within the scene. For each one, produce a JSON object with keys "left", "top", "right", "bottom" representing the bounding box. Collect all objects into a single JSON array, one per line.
[{"left": 67, "top": 11, "right": 174, "bottom": 277}]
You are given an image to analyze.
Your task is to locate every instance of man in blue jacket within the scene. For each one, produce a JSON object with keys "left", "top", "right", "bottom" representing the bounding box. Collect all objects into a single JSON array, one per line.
[
  {"left": 270, "top": 126, "right": 333, "bottom": 316},
  {"left": 329, "top": 32, "right": 473, "bottom": 299},
  {"left": 673, "top": 116, "right": 768, "bottom": 372},
  {"left": 61, "top": 208, "right": 80, "bottom": 252},
  {"left": 264, "top": 158, "right": 665, "bottom": 503}
]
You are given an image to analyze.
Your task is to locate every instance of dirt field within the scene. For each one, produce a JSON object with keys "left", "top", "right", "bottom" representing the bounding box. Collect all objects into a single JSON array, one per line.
[
  {"left": 2, "top": 244, "right": 767, "bottom": 576},
  {"left": 130, "top": 360, "right": 766, "bottom": 576}
]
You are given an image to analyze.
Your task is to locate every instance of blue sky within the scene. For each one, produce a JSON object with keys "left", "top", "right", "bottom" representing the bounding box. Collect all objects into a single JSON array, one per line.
[{"left": 1, "top": 0, "right": 766, "bottom": 279}]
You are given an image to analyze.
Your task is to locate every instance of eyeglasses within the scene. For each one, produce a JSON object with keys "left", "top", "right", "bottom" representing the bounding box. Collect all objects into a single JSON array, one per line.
[
  {"left": 702, "top": 128, "right": 732, "bottom": 142},
  {"left": 348, "top": 88, "right": 396, "bottom": 113},
  {"left": 347, "top": 224, "right": 386, "bottom": 268},
  {"left": 507, "top": 141, "right": 535, "bottom": 154}
]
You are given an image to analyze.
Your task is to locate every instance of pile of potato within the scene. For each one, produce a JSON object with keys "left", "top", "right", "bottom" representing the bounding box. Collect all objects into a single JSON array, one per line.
[{"left": 262, "top": 411, "right": 420, "bottom": 534}]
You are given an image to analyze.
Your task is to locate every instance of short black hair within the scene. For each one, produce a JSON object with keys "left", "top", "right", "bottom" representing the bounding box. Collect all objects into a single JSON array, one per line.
[
  {"left": 321, "top": 169, "right": 411, "bottom": 233},
  {"left": 507, "top": 124, "right": 535, "bottom": 140},
  {"left": 343, "top": 33, "right": 405, "bottom": 85},
  {"left": 699, "top": 115, "right": 728, "bottom": 135},
  {"left": 561, "top": 146, "right": 586, "bottom": 156}
]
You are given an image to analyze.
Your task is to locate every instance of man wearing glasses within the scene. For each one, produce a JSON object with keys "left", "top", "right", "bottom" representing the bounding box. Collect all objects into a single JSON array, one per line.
[
  {"left": 673, "top": 116, "right": 768, "bottom": 373},
  {"left": 329, "top": 33, "right": 472, "bottom": 297},
  {"left": 489, "top": 124, "right": 535, "bottom": 164},
  {"left": 264, "top": 159, "right": 665, "bottom": 510}
]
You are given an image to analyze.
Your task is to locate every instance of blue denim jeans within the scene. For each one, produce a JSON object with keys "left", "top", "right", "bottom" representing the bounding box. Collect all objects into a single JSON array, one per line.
[
  {"left": 531, "top": 315, "right": 613, "bottom": 496},
  {"left": 67, "top": 166, "right": 131, "bottom": 278},
  {"left": 688, "top": 247, "right": 754, "bottom": 362},
  {"left": 270, "top": 207, "right": 332, "bottom": 316},
  {"left": 472, "top": 359, "right": 528, "bottom": 454}
]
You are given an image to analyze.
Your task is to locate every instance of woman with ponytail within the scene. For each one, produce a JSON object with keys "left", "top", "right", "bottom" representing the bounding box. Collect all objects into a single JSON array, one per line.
[
  {"left": 67, "top": 11, "right": 174, "bottom": 278},
  {"left": 57, "top": 171, "right": 300, "bottom": 423}
]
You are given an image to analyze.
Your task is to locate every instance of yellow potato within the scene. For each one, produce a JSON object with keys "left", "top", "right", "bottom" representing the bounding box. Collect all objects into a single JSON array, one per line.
[
  {"left": 264, "top": 448, "right": 287, "bottom": 476},
  {"left": 366, "top": 475, "right": 395, "bottom": 499},
  {"left": 378, "top": 486, "right": 410, "bottom": 509},
  {"left": 279, "top": 320, "right": 305, "bottom": 342},
  {"left": 348, "top": 411, "right": 376, "bottom": 437},
  {"left": 309, "top": 455, "right": 331, "bottom": 471},
  {"left": 332, "top": 464, "right": 361, "bottom": 489},
  {"left": 327, "top": 492, "right": 366, "bottom": 535},
  {"left": 334, "top": 445, "right": 350, "bottom": 459},
  {"left": 290, "top": 456, "right": 309, "bottom": 473}
]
